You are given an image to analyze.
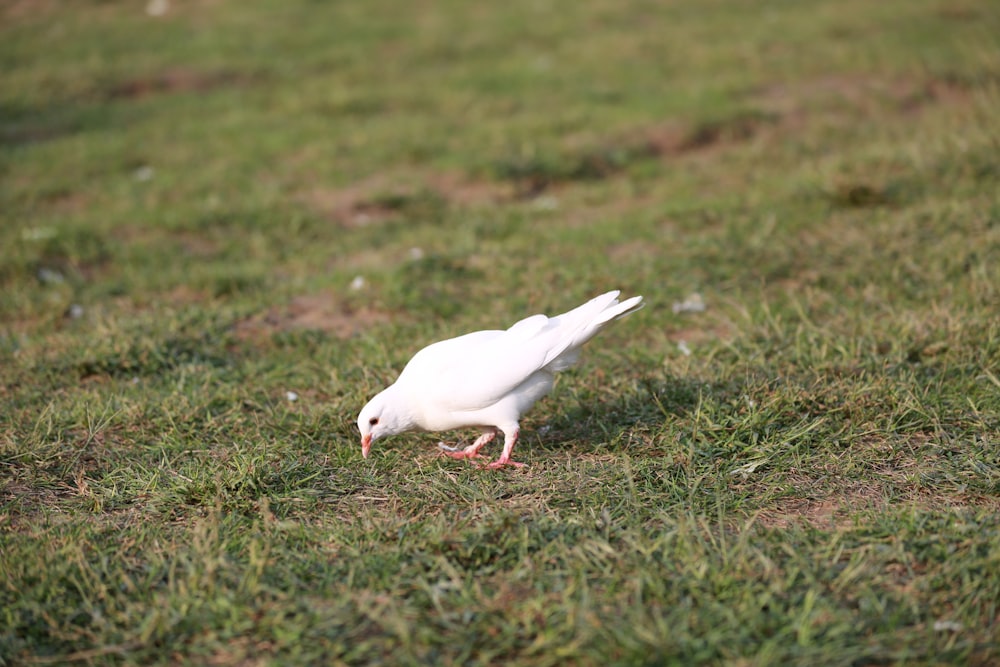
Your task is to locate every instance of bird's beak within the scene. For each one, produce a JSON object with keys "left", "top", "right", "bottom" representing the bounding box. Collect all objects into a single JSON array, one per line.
[{"left": 361, "top": 433, "right": 372, "bottom": 459}]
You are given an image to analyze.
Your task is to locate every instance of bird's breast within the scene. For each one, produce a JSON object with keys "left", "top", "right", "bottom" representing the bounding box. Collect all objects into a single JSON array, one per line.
[{"left": 409, "top": 370, "right": 555, "bottom": 432}]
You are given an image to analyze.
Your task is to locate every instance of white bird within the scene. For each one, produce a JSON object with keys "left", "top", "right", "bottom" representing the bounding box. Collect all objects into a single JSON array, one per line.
[{"left": 357, "top": 290, "right": 644, "bottom": 468}]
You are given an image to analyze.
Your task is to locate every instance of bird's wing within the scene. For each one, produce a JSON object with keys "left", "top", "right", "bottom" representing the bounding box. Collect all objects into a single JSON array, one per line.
[
  {"left": 397, "top": 321, "right": 555, "bottom": 412},
  {"left": 398, "top": 291, "right": 641, "bottom": 412}
]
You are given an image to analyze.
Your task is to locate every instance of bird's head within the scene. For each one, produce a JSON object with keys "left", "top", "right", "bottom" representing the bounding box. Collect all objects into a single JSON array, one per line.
[{"left": 357, "top": 389, "right": 409, "bottom": 459}]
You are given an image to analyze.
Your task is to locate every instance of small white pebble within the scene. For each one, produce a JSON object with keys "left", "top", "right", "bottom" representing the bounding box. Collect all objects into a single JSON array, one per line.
[
  {"left": 677, "top": 340, "right": 692, "bottom": 356},
  {"left": 37, "top": 268, "right": 64, "bottom": 284},
  {"left": 349, "top": 275, "right": 366, "bottom": 291},
  {"left": 933, "top": 620, "right": 962, "bottom": 632},
  {"left": 146, "top": 0, "right": 169, "bottom": 16},
  {"left": 730, "top": 459, "right": 767, "bottom": 478},
  {"left": 21, "top": 227, "right": 56, "bottom": 241},
  {"left": 532, "top": 195, "right": 559, "bottom": 211},
  {"left": 133, "top": 165, "right": 155, "bottom": 181},
  {"left": 672, "top": 292, "right": 706, "bottom": 314},
  {"left": 286, "top": 391, "right": 299, "bottom": 402}
]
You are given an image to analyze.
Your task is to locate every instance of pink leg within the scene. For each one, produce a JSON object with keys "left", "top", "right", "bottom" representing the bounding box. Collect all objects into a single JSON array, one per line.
[
  {"left": 486, "top": 427, "right": 526, "bottom": 469},
  {"left": 439, "top": 430, "right": 495, "bottom": 461}
]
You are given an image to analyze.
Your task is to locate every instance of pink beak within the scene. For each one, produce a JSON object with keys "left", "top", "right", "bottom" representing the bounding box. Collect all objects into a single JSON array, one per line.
[{"left": 361, "top": 433, "right": 372, "bottom": 459}]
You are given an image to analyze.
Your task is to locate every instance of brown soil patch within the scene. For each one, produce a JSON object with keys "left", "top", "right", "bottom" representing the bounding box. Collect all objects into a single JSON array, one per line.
[
  {"left": 935, "top": 5, "right": 984, "bottom": 21},
  {"left": 164, "top": 284, "right": 213, "bottom": 305},
  {"left": 301, "top": 171, "right": 509, "bottom": 227},
  {"left": 631, "top": 72, "right": 982, "bottom": 165},
  {"left": 758, "top": 483, "right": 885, "bottom": 530},
  {"left": 550, "top": 186, "right": 664, "bottom": 230},
  {"left": 667, "top": 112, "right": 781, "bottom": 154},
  {"left": 3, "top": 0, "right": 222, "bottom": 21},
  {"left": 232, "top": 292, "right": 394, "bottom": 341},
  {"left": 1, "top": 0, "right": 60, "bottom": 21},
  {"left": 106, "top": 67, "right": 258, "bottom": 100},
  {"left": 427, "top": 171, "right": 512, "bottom": 206},
  {"left": 606, "top": 239, "right": 659, "bottom": 263},
  {"left": 40, "top": 190, "right": 90, "bottom": 215},
  {"left": 173, "top": 230, "right": 222, "bottom": 259},
  {"left": 749, "top": 72, "right": 978, "bottom": 120},
  {"left": 758, "top": 481, "right": 1000, "bottom": 531}
]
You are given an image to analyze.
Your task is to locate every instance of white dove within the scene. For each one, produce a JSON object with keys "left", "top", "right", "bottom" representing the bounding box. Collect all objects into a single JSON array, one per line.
[{"left": 357, "top": 290, "right": 644, "bottom": 468}]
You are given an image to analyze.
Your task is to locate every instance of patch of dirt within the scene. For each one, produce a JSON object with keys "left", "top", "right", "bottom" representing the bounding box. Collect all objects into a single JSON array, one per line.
[
  {"left": 173, "top": 230, "right": 222, "bottom": 259},
  {"left": 1, "top": 0, "right": 60, "bottom": 20},
  {"left": 302, "top": 171, "right": 510, "bottom": 227},
  {"left": 105, "top": 67, "right": 259, "bottom": 100},
  {"left": 641, "top": 72, "right": 981, "bottom": 163},
  {"left": 758, "top": 484, "right": 885, "bottom": 530},
  {"left": 758, "top": 479, "right": 1000, "bottom": 531},
  {"left": 612, "top": 72, "right": 984, "bottom": 168},
  {"left": 606, "top": 239, "right": 659, "bottom": 263},
  {"left": 935, "top": 4, "right": 983, "bottom": 21},
  {"left": 629, "top": 110, "right": 781, "bottom": 160},
  {"left": 681, "top": 111, "right": 781, "bottom": 153},
  {"left": 901, "top": 73, "right": 988, "bottom": 113},
  {"left": 3, "top": 0, "right": 223, "bottom": 21},
  {"left": 824, "top": 182, "right": 901, "bottom": 209},
  {"left": 164, "top": 284, "right": 213, "bottom": 305},
  {"left": 428, "top": 171, "right": 512, "bottom": 206},
  {"left": 488, "top": 70, "right": 987, "bottom": 199},
  {"left": 0, "top": 481, "right": 50, "bottom": 531},
  {"left": 232, "top": 292, "right": 394, "bottom": 341},
  {"left": 39, "top": 190, "right": 90, "bottom": 215},
  {"left": 749, "top": 72, "right": 978, "bottom": 121}
]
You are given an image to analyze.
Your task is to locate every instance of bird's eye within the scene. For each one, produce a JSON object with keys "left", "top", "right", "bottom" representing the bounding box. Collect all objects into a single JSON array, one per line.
[{"left": 369, "top": 417, "right": 379, "bottom": 426}]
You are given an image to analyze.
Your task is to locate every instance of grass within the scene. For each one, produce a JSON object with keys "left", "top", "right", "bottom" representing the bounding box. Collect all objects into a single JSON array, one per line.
[{"left": 2, "top": 0, "right": 1000, "bottom": 664}]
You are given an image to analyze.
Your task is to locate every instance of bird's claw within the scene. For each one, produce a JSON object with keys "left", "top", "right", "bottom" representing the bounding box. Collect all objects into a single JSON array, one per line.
[{"left": 438, "top": 442, "right": 487, "bottom": 461}]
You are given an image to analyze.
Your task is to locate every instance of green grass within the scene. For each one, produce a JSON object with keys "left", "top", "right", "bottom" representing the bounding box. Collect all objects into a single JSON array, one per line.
[{"left": 2, "top": 0, "right": 1000, "bottom": 664}]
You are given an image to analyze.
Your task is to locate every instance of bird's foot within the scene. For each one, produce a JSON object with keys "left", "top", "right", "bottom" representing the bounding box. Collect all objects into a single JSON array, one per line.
[{"left": 438, "top": 442, "right": 487, "bottom": 461}]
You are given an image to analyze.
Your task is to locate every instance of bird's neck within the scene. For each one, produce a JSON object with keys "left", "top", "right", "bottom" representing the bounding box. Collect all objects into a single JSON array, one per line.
[{"left": 383, "top": 384, "right": 422, "bottom": 433}]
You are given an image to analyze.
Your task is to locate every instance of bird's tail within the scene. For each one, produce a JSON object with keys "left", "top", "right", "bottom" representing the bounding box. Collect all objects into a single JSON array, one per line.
[
  {"left": 593, "top": 292, "right": 644, "bottom": 325},
  {"left": 542, "top": 290, "right": 644, "bottom": 371}
]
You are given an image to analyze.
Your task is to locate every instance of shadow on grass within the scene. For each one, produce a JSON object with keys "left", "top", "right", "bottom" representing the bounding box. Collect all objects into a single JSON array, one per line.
[
  {"left": 533, "top": 372, "right": 747, "bottom": 455},
  {"left": 2, "top": 66, "right": 264, "bottom": 149},
  {"left": 0, "top": 99, "right": 124, "bottom": 149}
]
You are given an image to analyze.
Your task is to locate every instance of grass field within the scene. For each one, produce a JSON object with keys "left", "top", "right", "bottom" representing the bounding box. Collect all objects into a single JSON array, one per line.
[{"left": 2, "top": 0, "right": 1000, "bottom": 664}]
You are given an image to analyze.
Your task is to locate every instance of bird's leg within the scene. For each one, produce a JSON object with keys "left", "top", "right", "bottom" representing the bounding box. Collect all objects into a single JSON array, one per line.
[
  {"left": 486, "top": 426, "right": 526, "bottom": 469},
  {"left": 438, "top": 430, "right": 495, "bottom": 461}
]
